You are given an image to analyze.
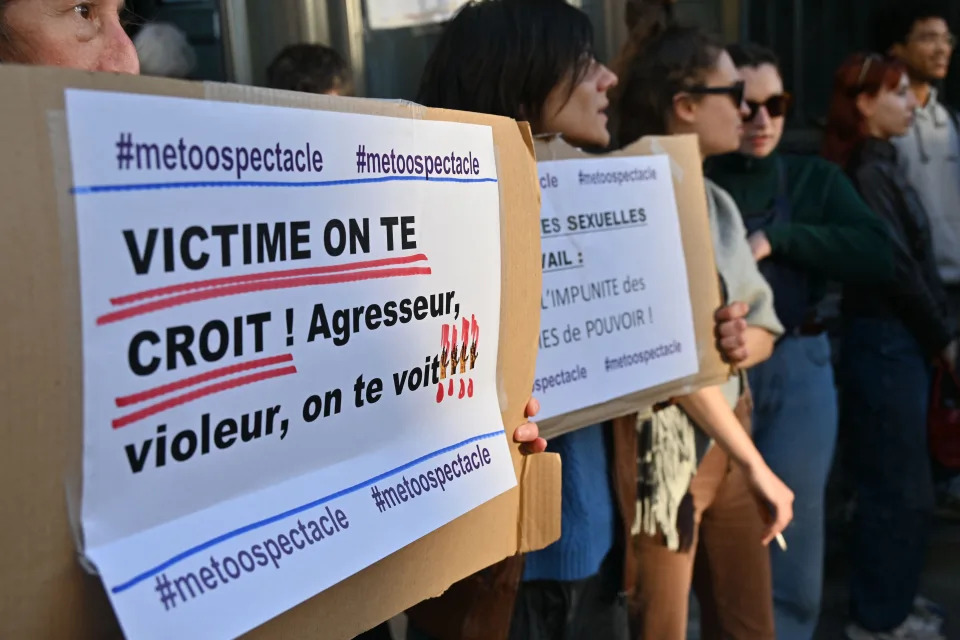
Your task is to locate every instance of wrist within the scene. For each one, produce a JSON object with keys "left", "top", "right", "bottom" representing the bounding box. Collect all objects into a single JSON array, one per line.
[{"left": 737, "top": 449, "right": 767, "bottom": 476}]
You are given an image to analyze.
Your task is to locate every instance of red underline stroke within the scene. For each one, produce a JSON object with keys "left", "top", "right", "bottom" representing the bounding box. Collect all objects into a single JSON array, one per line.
[
  {"left": 110, "top": 254, "right": 429, "bottom": 306},
  {"left": 97, "top": 266, "right": 432, "bottom": 326},
  {"left": 115, "top": 354, "right": 295, "bottom": 408},
  {"left": 111, "top": 366, "right": 298, "bottom": 429}
]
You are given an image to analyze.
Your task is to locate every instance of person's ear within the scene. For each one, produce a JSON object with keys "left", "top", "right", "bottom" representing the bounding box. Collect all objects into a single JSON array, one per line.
[
  {"left": 672, "top": 92, "right": 698, "bottom": 125},
  {"left": 856, "top": 92, "right": 877, "bottom": 120},
  {"left": 890, "top": 42, "right": 907, "bottom": 60}
]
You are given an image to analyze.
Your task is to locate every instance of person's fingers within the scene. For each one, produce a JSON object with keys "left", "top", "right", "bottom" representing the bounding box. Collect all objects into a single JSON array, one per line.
[
  {"left": 718, "top": 338, "right": 748, "bottom": 363},
  {"left": 761, "top": 527, "right": 775, "bottom": 547},
  {"left": 714, "top": 301, "right": 749, "bottom": 322},
  {"left": 760, "top": 503, "right": 793, "bottom": 546},
  {"left": 718, "top": 331, "right": 747, "bottom": 350},
  {"left": 514, "top": 422, "right": 536, "bottom": 443},
  {"left": 520, "top": 437, "right": 548, "bottom": 455},
  {"left": 525, "top": 397, "right": 541, "bottom": 418},
  {"left": 715, "top": 317, "right": 748, "bottom": 338},
  {"left": 515, "top": 419, "right": 546, "bottom": 455},
  {"left": 762, "top": 516, "right": 789, "bottom": 546}
]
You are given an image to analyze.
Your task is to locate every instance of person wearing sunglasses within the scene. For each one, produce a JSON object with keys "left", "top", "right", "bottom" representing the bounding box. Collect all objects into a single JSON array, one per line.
[
  {"left": 705, "top": 43, "right": 893, "bottom": 640},
  {"left": 616, "top": 9, "right": 795, "bottom": 639}
]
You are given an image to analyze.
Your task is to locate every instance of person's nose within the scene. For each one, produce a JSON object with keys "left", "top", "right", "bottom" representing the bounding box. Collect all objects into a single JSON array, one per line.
[
  {"left": 97, "top": 18, "right": 141, "bottom": 74},
  {"left": 739, "top": 100, "right": 751, "bottom": 120},
  {"left": 598, "top": 64, "right": 618, "bottom": 91},
  {"left": 754, "top": 105, "right": 771, "bottom": 127}
]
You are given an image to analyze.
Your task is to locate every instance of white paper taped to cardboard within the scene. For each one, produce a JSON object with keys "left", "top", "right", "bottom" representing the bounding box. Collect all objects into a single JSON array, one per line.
[
  {"left": 533, "top": 155, "right": 698, "bottom": 421},
  {"left": 65, "top": 89, "right": 514, "bottom": 640}
]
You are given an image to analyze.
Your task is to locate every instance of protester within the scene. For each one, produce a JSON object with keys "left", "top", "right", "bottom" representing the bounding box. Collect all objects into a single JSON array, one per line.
[
  {"left": 0, "top": 7, "right": 549, "bottom": 640},
  {"left": 822, "top": 53, "right": 957, "bottom": 640},
  {"left": 875, "top": 0, "right": 960, "bottom": 521},
  {"left": 133, "top": 22, "right": 195, "bottom": 79},
  {"left": 411, "top": 3, "right": 630, "bottom": 638},
  {"left": 616, "top": 8, "right": 793, "bottom": 640},
  {"left": 876, "top": 1, "right": 959, "bottom": 309},
  {"left": 0, "top": 0, "right": 138, "bottom": 72},
  {"left": 267, "top": 43, "right": 352, "bottom": 96},
  {"left": 706, "top": 43, "right": 893, "bottom": 640}
]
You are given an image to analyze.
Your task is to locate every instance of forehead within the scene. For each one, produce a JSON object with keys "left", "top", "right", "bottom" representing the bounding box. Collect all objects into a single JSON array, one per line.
[
  {"left": 710, "top": 50, "right": 740, "bottom": 81},
  {"left": 739, "top": 63, "right": 783, "bottom": 97},
  {"left": 910, "top": 17, "right": 950, "bottom": 36}
]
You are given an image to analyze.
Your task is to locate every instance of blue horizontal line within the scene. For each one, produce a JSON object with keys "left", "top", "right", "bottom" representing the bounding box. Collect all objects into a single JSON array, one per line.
[
  {"left": 110, "top": 428, "right": 505, "bottom": 594},
  {"left": 72, "top": 175, "right": 498, "bottom": 195}
]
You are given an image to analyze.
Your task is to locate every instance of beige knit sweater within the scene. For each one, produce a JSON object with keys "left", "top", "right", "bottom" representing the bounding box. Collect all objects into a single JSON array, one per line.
[{"left": 636, "top": 178, "right": 784, "bottom": 550}]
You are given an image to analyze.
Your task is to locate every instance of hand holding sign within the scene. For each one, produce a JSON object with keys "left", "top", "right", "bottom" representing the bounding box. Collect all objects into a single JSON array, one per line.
[{"left": 516, "top": 398, "right": 547, "bottom": 455}]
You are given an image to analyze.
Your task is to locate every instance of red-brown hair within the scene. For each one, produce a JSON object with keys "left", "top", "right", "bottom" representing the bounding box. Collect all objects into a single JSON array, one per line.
[{"left": 821, "top": 53, "right": 907, "bottom": 169}]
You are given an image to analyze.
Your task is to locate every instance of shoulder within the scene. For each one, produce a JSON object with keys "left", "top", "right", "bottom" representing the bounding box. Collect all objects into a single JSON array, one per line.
[
  {"left": 704, "top": 178, "right": 748, "bottom": 236},
  {"left": 847, "top": 153, "right": 890, "bottom": 185},
  {"left": 704, "top": 177, "right": 736, "bottom": 211},
  {"left": 783, "top": 154, "right": 843, "bottom": 184}
]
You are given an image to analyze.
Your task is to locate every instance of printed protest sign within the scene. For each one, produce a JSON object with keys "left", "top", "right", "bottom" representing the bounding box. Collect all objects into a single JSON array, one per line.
[
  {"left": 534, "top": 155, "right": 699, "bottom": 421},
  {"left": 65, "top": 89, "right": 513, "bottom": 639}
]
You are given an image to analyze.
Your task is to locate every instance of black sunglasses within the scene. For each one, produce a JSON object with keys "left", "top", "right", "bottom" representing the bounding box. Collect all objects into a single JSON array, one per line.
[
  {"left": 745, "top": 93, "right": 792, "bottom": 121},
  {"left": 685, "top": 80, "right": 746, "bottom": 108}
]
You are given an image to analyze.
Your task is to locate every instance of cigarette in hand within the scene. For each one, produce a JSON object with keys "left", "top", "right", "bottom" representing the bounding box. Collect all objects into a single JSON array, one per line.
[{"left": 775, "top": 533, "right": 787, "bottom": 552}]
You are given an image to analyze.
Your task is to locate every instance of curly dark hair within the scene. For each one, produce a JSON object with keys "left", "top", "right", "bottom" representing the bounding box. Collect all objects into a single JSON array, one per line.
[
  {"left": 872, "top": 0, "right": 951, "bottom": 53},
  {"left": 727, "top": 42, "right": 779, "bottom": 69}
]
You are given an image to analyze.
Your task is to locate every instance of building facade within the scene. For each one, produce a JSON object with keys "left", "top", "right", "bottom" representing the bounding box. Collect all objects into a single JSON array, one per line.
[{"left": 132, "top": 0, "right": 959, "bottom": 149}]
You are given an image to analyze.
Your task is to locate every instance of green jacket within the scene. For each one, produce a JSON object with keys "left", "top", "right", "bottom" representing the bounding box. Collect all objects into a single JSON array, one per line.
[{"left": 707, "top": 151, "right": 894, "bottom": 301}]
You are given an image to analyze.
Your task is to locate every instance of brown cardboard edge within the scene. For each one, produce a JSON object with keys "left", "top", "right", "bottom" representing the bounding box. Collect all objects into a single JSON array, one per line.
[
  {"left": 533, "top": 135, "right": 731, "bottom": 438},
  {"left": 0, "top": 66, "right": 558, "bottom": 640}
]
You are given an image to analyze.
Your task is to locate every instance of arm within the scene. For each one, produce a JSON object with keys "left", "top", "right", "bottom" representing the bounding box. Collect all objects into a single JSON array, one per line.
[
  {"left": 709, "top": 185, "right": 784, "bottom": 368},
  {"left": 854, "top": 164, "right": 954, "bottom": 357},
  {"left": 763, "top": 167, "right": 894, "bottom": 284},
  {"left": 675, "top": 386, "right": 793, "bottom": 544}
]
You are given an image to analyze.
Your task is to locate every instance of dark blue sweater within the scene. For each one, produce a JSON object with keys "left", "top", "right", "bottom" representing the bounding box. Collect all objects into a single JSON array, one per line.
[{"left": 522, "top": 422, "right": 616, "bottom": 582}]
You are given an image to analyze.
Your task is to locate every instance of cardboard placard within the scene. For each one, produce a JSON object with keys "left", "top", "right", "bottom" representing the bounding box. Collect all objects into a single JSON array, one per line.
[
  {"left": 534, "top": 136, "right": 731, "bottom": 438},
  {"left": 0, "top": 65, "right": 557, "bottom": 639}
]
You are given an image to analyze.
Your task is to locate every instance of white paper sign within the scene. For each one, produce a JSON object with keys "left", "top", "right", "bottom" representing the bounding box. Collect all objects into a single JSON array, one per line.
[
  {"left": 65, "top": 89, "right": 513, "bottom": 639},
  {"left": 534, "top": 156, "right": 698, "bottom": 420},
  {"left": 365, "top": 0, "right": 469, "bottom": 29}
]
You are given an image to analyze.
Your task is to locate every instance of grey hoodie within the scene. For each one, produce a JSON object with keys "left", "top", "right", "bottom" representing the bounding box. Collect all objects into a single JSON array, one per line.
[{"left": 892, "top": 88, "right": 960, "bottom": 285}]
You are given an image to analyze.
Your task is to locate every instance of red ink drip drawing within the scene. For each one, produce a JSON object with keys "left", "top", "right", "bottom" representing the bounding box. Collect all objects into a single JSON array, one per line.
[
  {"left": 436, "top": 316, "right": 480, "bottom": 402},
  {"left": 439, "top": 324, "right": 450, "bottom": 381},
  {"left": 460, "top": 317, "right": 469, "bottom": 374}
]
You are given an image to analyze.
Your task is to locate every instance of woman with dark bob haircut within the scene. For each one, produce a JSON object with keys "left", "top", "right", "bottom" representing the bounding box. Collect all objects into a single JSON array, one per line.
[{"left": 413, "top": 3, "right": 627, "bottom": 638}]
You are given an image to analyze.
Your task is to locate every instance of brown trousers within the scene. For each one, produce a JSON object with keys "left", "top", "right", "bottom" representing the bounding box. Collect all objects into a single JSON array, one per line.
[{"left": 629, "top": 445, "right": 775, "bottom": 640}]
